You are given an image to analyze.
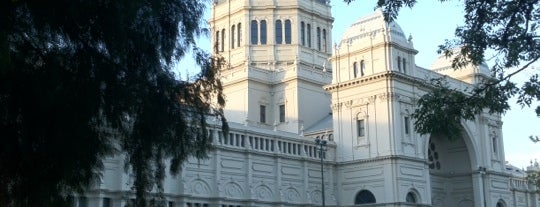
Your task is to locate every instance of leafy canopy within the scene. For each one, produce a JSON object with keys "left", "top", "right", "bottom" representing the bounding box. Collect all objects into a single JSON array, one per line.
[
  {"left": 0, "top": 0, "right": 227, "bottom": 206},
  {"left": 345, "top": 0, "right": 540, "bottom": 139}
]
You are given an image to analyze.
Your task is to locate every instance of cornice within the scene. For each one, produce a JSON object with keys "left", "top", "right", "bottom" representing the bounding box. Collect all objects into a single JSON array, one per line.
[
  {"left": 337, "top": 155, "right": 427, "bottom": 166},
  {"left": 324, "top": 71, "right": 430, "bottom": 92}
]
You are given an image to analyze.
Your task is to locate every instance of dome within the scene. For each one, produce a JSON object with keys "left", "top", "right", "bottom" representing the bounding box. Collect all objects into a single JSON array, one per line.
[
  {"left": 339, "top": 9, "right": 411, "bottom": 48},
  {"left": 431, "top": 50, "right": 490, "bottom": 75}
]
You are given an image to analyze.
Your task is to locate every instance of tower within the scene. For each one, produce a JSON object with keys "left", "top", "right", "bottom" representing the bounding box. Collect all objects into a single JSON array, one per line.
[
  {"left": 210, "top": 0, "right": 333, "bottom": 134},
  {"left": 327, "top": 8, "right": 418, "bottom": 163},
  {"left": 325, "top": 9, "right": 429, "bottom": 205}
]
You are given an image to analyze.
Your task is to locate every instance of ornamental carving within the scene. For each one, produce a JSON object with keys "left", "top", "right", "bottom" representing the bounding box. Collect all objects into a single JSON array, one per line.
[
  {"left": 282, "top": 187, "right": 301, "bottom": 202},
  {"left": 254, "top": 185, "right": 273, "bottom": 201},
  {"left": 224, "top": 182, "right": 243, "bottom": 198},
  {"left": 484, "top": 117, "right": 503, "bottom": 128},
  {"left": 311, "top": 190, "right": 322, "bottom": 204},
  {"left": 190, "top": 179, "right": 211, "bottom": 195}
]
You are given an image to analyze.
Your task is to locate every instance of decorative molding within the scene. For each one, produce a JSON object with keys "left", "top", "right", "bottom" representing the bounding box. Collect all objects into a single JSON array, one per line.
[
  {"left": 331, "top": 103, "right": 342, "bottom": 111},
  {"left": 378, "top": 92, "right": 400, "bottom": 102}
]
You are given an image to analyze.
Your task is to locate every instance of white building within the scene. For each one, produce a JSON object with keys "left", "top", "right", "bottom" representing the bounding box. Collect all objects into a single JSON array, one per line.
[{"left": 81, "top": 0, "right": 540, "bottom": 206}]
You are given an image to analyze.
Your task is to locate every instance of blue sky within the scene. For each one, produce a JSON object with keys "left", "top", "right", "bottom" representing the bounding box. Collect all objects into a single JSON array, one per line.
[{"left": 180, "top": 0, "right": 540, "bottom": 169}]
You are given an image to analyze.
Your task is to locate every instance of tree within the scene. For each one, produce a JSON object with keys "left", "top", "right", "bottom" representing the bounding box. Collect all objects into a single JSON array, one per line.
[
  {"left": 345, "top": 0, "right": 540, "bottom": 139},
  {"left": 0, "top": 0, "right": 227, "bottom": 206}
]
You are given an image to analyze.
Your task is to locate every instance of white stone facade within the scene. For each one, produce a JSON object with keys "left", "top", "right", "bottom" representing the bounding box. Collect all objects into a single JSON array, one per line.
[{"left": 80, "top": 0, "right": 540, "bottom": 207}]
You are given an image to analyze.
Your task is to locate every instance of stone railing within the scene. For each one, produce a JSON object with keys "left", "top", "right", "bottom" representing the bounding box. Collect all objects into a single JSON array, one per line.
[
  {"left": 208, "top": 126, "right": 336, "bottom": 161},
  {"left": 509, "top": 177, "right": 536, "bottom": 191}
]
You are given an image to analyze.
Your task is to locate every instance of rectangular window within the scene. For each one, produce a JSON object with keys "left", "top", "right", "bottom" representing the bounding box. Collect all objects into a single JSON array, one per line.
[
  {"left": 279, "top": 104, "right": 285, "bottom": 122},
  {"left": 102, "top": 198, "right": 111, "bottom": 207},
  {"left": 169, "top": 201, "right": 175, "bottom": 207},
  {"left": 357, "top": 119, "right": 365, "bottom": 137},
  {"left": 260, "top": 105, "right": 266, "bottom": 123},
  {"left": 404, "top": 116, "right": 410, "bottom": 135}
]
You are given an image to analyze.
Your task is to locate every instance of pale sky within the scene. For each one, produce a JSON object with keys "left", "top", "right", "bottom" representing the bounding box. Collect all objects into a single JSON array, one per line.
[{"left": 180, "top": 0, "right": 540, "bottom": 169}]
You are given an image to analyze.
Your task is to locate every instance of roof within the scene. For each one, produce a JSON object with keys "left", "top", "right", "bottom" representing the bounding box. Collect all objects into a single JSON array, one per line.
[
  {"left": 304, "top": 113, "right": 333, "bottom": 134},
  {"left": 339, "top": 9, "right": 411, "bottom": 49}
]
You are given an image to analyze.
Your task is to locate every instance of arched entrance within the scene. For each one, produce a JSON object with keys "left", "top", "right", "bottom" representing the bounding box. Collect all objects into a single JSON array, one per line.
[
  {"left": 354, "top": 190, "right": 376, "bottom": 204},
  {"left": 428, "top": 130, "right": 477, "bottom": 207}
]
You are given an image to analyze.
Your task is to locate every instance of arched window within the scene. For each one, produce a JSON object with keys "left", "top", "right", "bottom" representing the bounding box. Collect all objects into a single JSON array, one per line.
[
  {"left": 215, "top": 30, "right": 220, "bottom": 53},
  {"left": 496, "top": 200, "right": 506, "bottom": 207},
  {"left": 251, "top": 20, "right": 258, "bottom": 45},
  {"left": 316, "top": 27, "right": 321, "bottom": 51},
  {"left": 307, "top": 23, "right": 312, "bottom": 48},
  {"left": 300, "top": 22, "right": 305, "bottom": 46},
  {"left": 406, "top": 192, "right": 417, "bottom": 203},
  {"left": 275, "top": 20, "right": 283, "bottom": 44},
  {"left": 403, "top": 57, "right": 407, "bottom": 73},
  {"left": 353, "top": 62, "right": 358, "bottom": 78},
  {"left": 397, "top": 56, "right": 402, "bottom": 71},
  {"left": 237, "top": 23, "right": 242, "bottom": 47},
  {"left": 231, "top": 25, "right": 235, "bottom": 49},
  {"left": 284, "top": 20, "right": 291, "bottom": 44},
  {"left": 221, "top": 29, "right": 225, "bottom": 52},
  {"left": 354, "top": 190, "right": 376, "bottom": 204},
  {"left": 322, "top": 29, "right": 327, "bottom": 52},
  {"left": 360, "top": 60, "right": 365, "bottom": 76},
  {"left": 260, "top": 20, "right": 267, "bottom": 44}
]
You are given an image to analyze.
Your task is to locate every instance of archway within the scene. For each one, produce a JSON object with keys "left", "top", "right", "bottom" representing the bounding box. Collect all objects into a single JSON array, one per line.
[
  {"left": 354, "top": 190, "right": 376, "bottom": 204},
  {"left": 405, "top": 191, "right": 419, "bottom": 203},
  {"left": 428, "top": 129, "right": 477, "bottom": 206},
  {"left": 496, "top": 199, "right": 506, "bottom": 207}
]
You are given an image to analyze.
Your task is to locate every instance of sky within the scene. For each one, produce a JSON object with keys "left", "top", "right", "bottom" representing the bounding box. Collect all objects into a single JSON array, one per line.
[{"left": 184, "top": 0, "right": 540, "bottom": 169}]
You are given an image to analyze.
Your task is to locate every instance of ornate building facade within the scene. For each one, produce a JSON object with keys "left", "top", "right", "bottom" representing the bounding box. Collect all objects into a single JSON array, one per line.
[{"left": 79, "top": 0, "right": 540, "bottom": 206}]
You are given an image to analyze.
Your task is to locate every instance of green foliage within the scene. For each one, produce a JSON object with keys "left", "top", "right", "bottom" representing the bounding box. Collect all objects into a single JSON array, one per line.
[
  {"left": 531, "top": 135, "right": 540, "bottom": 143},
  {"left": 527, "top": 170, "right": 540, "bottom": 188},
  {"left": 345, "top": 0, "right": 540, "bottom": 138},
  {"left": 413, "top": 78, "right": 517, "bottom": 140},
  {"left": 0, "top": 0, "right": 227, "bottom": 206}
]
